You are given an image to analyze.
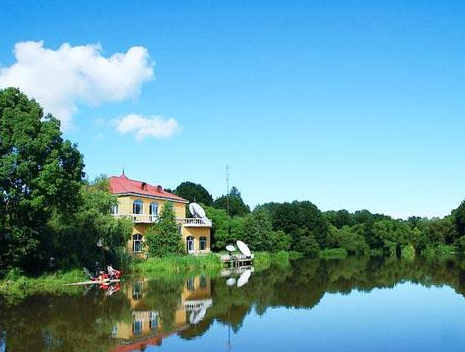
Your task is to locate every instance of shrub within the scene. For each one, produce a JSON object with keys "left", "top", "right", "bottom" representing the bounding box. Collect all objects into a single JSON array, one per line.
[{"left": 293, "top": 235, "right": 320, "bottom": 258}]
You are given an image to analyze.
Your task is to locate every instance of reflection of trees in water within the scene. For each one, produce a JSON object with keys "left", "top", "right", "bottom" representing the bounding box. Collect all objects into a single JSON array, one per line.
[
  {"left": 0, "top": 290, "right": 132, "bottom": 352},
  {"left": 181, "top": 256, "right": 465, "bottom": 340},
  {"left": 140, "top": 277, "right": 183, "bottom": 331},
  {"left": 3, "top": 257, "right": 465, "bottom": 351}
]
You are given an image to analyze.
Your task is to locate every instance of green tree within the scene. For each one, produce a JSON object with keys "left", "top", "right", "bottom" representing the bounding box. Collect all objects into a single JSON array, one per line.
[
  {"left": 204, "top": 205, "right": 245, "bottom": 250},
  {"left": 324, "top": 210, "right": 355, "bottom": 229},
  {"left": 293, "top": 232, "right": 320, "bottom": 257},
  {"left": 242, "top": 209, "right": 273, "bottom": 251},
  {"left": 0, "top": 88, "right": 84, "bottom": 274},
  {"left": 272, "top": 201, "right": 329, "bottom": 248},
  {"left": 453, "top": 200, "right": 465, "bottom": 237},
  {"left": 269, "top": 230, "right": 292, "bottom": 252},
  {"left": 145, "top": 202, "right": 183, "bottom": 257},
  {"left": 174, "top": 181, "right": 213, "bottom": 206},
  {"left": 213, "top": 186, "right": 250, "bottom": 217},
  {"left": 327, "top": 225, "right": 369, "bottom": 256},
  {"left": 49, "top": 177, "right": 132, "bottom": 269}
]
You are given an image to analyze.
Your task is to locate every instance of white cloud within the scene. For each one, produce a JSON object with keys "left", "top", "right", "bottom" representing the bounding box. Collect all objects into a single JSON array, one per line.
[
  {"left": 0, "top": 41, "right": 153, "bottom": 129},
  {"left": 115, "top": 113, "right": 181, "bottom": 140}
]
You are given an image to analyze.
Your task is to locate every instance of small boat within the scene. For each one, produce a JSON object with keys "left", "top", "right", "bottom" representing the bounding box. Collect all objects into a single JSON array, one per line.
[{"left": 64, "top": 266, "right": 122, "bottom": 288}]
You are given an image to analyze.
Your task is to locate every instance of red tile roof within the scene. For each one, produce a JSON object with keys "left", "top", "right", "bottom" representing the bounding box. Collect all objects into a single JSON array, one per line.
[{"left": 109, "top": 174, "right": 188, "bottom": 203}]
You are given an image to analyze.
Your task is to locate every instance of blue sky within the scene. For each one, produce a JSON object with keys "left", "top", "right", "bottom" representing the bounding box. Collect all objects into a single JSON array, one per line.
[{"left": 1, "top": 0, "right": 465, "bottom": 218}]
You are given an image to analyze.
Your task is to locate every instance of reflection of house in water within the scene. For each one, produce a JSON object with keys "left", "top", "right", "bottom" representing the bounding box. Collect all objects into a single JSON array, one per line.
[{"left": 111, "top": 275, "right": 212, "bottom": 350}]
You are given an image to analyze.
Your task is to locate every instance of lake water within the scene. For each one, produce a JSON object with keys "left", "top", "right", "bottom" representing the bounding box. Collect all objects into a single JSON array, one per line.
[{"left": 1, "top": 257, "right": 465, "bottom": 351}]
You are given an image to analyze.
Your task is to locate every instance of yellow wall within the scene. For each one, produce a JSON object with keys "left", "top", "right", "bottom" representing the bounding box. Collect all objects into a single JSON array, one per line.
[
  {"left": 117, "top": 195, "right": 186, "bottom": 218},
  {"left": 181, "top": 227, "right": 211, "bottom": 254},
  {"left": 115, "top": 194, "right": 211, "bottom": 255}
]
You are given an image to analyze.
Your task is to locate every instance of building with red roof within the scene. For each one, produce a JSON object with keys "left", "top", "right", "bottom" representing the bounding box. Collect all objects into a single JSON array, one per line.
[{"left": 109, "top": 173, "right": 212, "bottom": 256}]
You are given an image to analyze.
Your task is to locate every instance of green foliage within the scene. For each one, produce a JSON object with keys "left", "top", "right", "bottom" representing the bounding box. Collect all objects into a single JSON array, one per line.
[
  {"left": 204, "top": 205, "right": 245, "bottom": 250},
  {"left": 293, "top": 234, "right": 320, "bottom": 258},
  {"left": 145, "top": 202, "right": 183, "bottom": 257},
  {"left": 454, "top": 200, "right": 465, "bottom": 236},
  {"left": 269, "top": 201, "right": 329, "bottom": 248},
  {"left": 269, "top": 230, "right": 292, "bottom": 252},
  {"left": 327, "top": 225, "right": 369, "bottom": 256},
  {"left": 0, "top": 269, "right": 85, "bottom": 303},
  {"left": 173, "top": 181, "right": 213, "bottom": 206},
  {"left": 213, "top": 186, "right": 250, "bottom": 217},
  {"left": 0, "top": 88, "right": 84, "bottom": 274},
  {"left": 324, "top": 210, "right": 356, "bottom": 228},
  {"left": 401, "top": 244, "right": 415, "bottom": 260},
  {"left": 242, "top": 209, "right": 273, "bottom": 251},
  {"left": 319, "top": 248, "right": 348, "bottom": 259},
  {"left": 49, "top": 177, "right": 132, "bottom": 269}
]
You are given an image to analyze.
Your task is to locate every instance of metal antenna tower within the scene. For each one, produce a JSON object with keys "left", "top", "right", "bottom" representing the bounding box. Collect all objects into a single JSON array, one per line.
[{"left": 226, "top": 164, "right": 230, "bottom": 216}]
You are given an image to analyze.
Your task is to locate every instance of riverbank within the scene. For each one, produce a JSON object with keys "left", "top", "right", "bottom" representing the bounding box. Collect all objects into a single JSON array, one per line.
[
  {"left": 0, "top": 269, "right": 86, "bottom": 303},
  {"left": 130, "top": 250, "right": 302, "bottom": 276},
  {"left": 3, "top": 247, "right": 456, "bottom": 303},
  {"left": 0, "top": 251, "right": 301, "bottom": 302}
]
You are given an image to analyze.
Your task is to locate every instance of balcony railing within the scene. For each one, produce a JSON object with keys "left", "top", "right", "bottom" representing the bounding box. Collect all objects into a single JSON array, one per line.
[
  {"left": 113, "top": 213, "right": 212, "bottom": 227},
  {"left": 113, "top": 213, "right": 159, "bottom": 223},
  {"left": 177, "top": 217, "right": 212, "bottom": 227}
]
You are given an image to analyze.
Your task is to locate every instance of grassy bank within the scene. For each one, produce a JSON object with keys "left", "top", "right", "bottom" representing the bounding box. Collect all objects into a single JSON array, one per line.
[
  {"left": 130, "top": 251, "right": 305, "bottom": 276},
  {"left": 130, "top": 254, "right": 223, "bottom": 276},
  {"left": 0, "top": 269, "right": 86, "bottom": 303}
]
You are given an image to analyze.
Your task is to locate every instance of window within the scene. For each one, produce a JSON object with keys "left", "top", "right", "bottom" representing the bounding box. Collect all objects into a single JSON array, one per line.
[
  {"left": 133, "top": 234, "right": 143, "bottom": 253},
  {"left": 133, "top": 199, "right": 143, "bottom": 214},
  {"left": 149, "top": 312, "right": 158, "bottom": 330},
  {"left": 200, "top": 236, "right": 207, "bottom": 251},
  {"left": 111, "top": 204, "right": 118, "bottom": 214},
  {"left": 149, "top": 202, "right": 159, "bottom": 221},
  {"left": 186, "top": 236, "right": 194, "bottom": 253},
  {"left": 187, "top": 277, "right": 195, "bottom": 291},
  {"left": 200, "top": 274, "right": 207, "bottom": 289},
  {"left": 132, "top": 320, "right": 142, "bottom": 335},
  {"left": 132, "top": 280, "right": 143, "bottom": 300}
]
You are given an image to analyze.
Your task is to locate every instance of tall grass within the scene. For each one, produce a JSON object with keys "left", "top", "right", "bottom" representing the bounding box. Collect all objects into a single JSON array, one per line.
[
  {"left": 130, "top": 254, "right": 222, "bottom": 276},
  {"left": 0, "top": 269, "right": 86, "bottom": 303}
]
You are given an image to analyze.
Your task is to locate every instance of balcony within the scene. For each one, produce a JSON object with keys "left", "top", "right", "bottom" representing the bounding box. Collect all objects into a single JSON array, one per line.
[
  {"left": 113, "top": 214, "right": 212, "bottom": 227},
  {"left": 177, "top": 217, "right": 212, "bottom": 227},
  {"left": 113, "top": 213, "right": 159, "bottom": 223}
]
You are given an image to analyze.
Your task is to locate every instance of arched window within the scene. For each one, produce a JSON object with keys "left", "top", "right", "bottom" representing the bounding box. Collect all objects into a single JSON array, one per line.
[
  {"left": 149, "top": 312, "right": 158, "bottom": 330},
  {"left": 133, "top": 199, "right": 143, "bottom": 214},
  {"left": 186, "top": 277, "right": 195, "bottom": 291},
  {"left": 133, "top": 234, "right": 143, "bottom": 253},
  {"left": 186, "top": 236, "right": 194, "bottom": 253},
  {"left": 149, "top": 202, "right": 159, "bottom": 220},
  {"left": 200, "top": 274, "right": 207, "bottom": 289},
  {"left": 200, "top": 236, "right": 207, "bottom": 251}
]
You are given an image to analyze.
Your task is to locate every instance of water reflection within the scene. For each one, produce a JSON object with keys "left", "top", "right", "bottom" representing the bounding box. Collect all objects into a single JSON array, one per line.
[
  {"left": 2, "top": 256, "right": 465, "bottom": 351},
  {"left": 110, "top": 275, "right": 213, "bottom": 350}
]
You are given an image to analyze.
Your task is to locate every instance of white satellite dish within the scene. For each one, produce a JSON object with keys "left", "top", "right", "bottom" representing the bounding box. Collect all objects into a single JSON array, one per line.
[
  {"left": 189, "top": 202, "right": 206, "bottom": 218},
  {"left": 236, "top": 240, "right": 251, "bottom": 257},
  {"left": 225, "top": 245, "right": 236, "bottom": 253},
  {"left": 189, "top": 307, "right": 207, "bottom": 325},
  {"left": 237, "top": 269, "right": 252, "bottom": 288},
  {"left": 226, "top": 277, "right": 236, "bottom": 286}
]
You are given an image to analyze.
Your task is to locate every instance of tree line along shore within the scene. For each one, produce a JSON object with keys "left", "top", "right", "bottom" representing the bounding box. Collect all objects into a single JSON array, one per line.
[{"left": 2, "top": 88, "right": 465, "bottom": 288}]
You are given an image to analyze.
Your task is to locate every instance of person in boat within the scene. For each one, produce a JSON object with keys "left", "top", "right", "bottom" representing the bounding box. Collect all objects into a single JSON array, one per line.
[{"left": 107, "top": 264, "right": 117, "bottom": 279}]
